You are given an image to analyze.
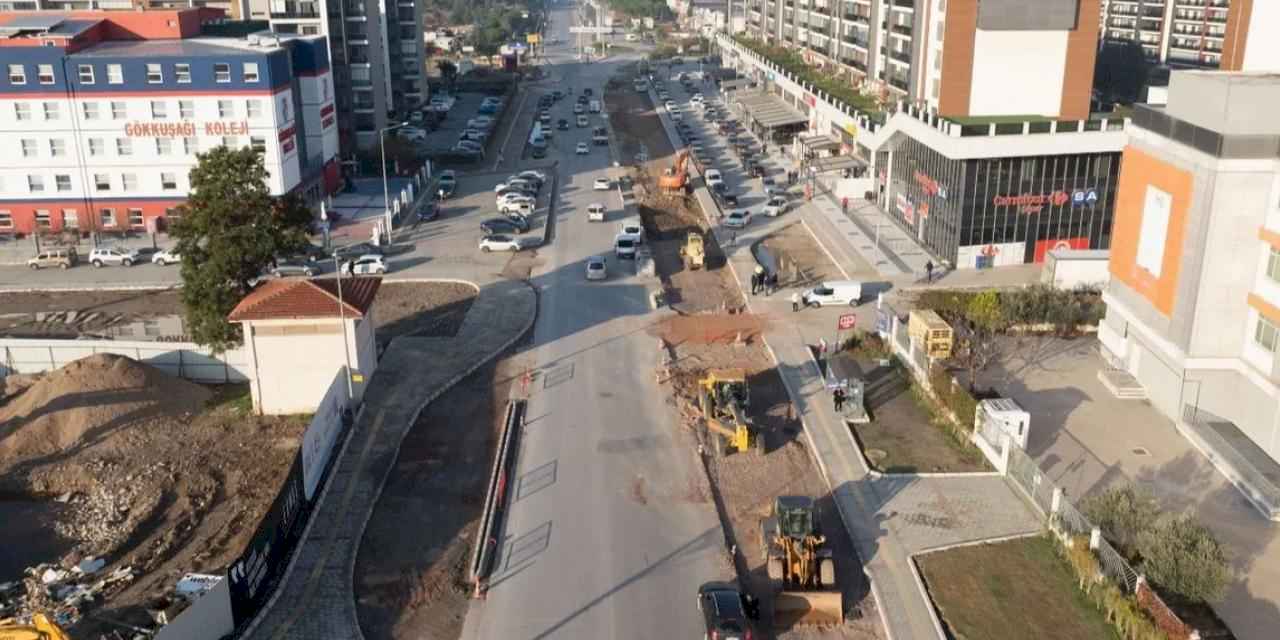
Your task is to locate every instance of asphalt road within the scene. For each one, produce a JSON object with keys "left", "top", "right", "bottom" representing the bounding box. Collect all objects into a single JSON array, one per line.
[{"left": 458, "top": 6, "right": 724, "bottom": 639}]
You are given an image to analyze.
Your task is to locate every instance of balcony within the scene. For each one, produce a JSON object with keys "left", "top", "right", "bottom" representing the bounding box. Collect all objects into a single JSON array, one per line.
[
  {"left": 887, "top": 74, "right": 908, "bottom": 91},
  {"left": 843, "top": 34, "right": 869, "bottom": 49},
  {"left": 889, "top": 23, "right": 911, "bottom": 37},
  {"left": 887, "top": 47, "right": 910, "bottom": 64}
]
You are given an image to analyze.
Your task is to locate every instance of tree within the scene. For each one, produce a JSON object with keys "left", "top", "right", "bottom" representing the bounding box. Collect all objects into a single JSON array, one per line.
[
  {"left": 172, "top": 146, "right": 314, "bottom": 352},
  {"left": 1137, "top": 515, "right": 1230, "bottom": 603},
  {"left": 953, "top": 290, "right": 1003, "bottom": 390},
  {"left": 1081, "top": 484, "right": 1162, "bottom": 555}
]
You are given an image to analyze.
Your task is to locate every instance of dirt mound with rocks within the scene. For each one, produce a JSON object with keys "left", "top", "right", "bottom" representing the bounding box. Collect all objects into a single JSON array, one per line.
[{"left": 0, "top": 353, "right": 212, "bottom": 460}]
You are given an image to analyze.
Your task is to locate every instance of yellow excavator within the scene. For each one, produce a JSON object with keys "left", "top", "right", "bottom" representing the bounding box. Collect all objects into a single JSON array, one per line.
[
  {"left": 762, "top": 496, "right": 843, "bottom": 628},
  {"left": 698, "top": 369, "right": 762, "bottom": 455},
  {"left": 679, "top": 231, "right": 705, "bottom": 270},
  {"left": 0, "top": 614, "right": 71, "bottom": 640}
]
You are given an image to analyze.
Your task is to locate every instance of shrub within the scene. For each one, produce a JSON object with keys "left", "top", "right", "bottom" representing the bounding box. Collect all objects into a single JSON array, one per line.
[
  {"left": 1137, "top": 516, "right": 1230, "bottom": 603},
  {"left": 1081, "top": 485, "right": 1162, "bottom": 557},
  {"left": 927, "top": 364, "right": 978, "bottom": 428}
]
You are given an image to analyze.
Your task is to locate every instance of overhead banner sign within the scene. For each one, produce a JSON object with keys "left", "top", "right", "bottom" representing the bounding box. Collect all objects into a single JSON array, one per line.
[{"left": 569, "top": 26, "right": 614, "bottom": 34}]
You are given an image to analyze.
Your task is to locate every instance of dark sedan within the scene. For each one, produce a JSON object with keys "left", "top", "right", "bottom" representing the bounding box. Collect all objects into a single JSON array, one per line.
[
  {"left": 480, "top": 217, "right": 529, "bottom": 235},
  {"left": 697, "top": 583, "right": 757, "bottom": 640}
]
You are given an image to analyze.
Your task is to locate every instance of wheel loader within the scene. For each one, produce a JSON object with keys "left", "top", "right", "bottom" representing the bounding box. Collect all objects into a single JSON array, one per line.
[
  {"left": 761, "top": 495, "right": 842, "bottom": 628},
  {"left": 698, "top": 369, "right": 761, "bottom": 455},
  {"left": 0, "top": 614, "right": 71, "bottom": 640},
  {"left": 679, "top": 231, "right": 705, "bottom": 270}
]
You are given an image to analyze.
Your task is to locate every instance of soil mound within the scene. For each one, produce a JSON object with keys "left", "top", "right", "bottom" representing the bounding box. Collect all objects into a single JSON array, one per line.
[{"left": 0, "top": 353, "right": 212, "bottom": 461}]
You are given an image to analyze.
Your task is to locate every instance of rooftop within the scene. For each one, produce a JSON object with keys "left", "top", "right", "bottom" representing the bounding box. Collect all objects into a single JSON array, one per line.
[
  {"left": 71, "top": 34, "right": 286, "bottom": 58},
  {"left": 228, "top": 277, "right": 382, "bottom": 322}
]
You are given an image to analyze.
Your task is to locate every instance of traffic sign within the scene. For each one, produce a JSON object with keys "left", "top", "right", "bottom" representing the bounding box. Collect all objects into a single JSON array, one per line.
[{"left": 837, "top": 313, "right": 857, "bottom": 331}]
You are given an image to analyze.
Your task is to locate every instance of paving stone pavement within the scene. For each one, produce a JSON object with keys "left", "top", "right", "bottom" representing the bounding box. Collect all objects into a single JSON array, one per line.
[{"left": 241, "top": 278, "right": 537, "bottom": 640}]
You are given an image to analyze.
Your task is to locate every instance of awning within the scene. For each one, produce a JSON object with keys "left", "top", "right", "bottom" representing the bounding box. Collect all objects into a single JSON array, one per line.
[
  {"left": 736, "top": 91, "right": 808, "bottom": 129},
  {"left": 808, "top": 154, "right": 864, "bottom": 173},
  {"left": 798, "top": 133, "right": 840, "bottom": 152},
  {"left": 720, "top": 78, "right": 752, "bottom": 92}
]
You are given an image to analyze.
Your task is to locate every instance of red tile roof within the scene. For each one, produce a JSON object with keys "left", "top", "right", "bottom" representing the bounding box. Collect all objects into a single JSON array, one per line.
[{"left": 227, "top": 277, "right": 382, "bottom": 322}]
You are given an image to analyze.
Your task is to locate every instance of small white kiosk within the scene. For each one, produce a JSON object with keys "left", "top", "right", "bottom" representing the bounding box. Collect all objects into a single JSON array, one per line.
[{"left": 974, "top": 398, "right": 1031, "bottom": 449}]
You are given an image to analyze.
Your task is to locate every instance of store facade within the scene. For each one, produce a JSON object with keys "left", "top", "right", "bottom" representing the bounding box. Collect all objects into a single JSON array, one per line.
[{"left": 882, "top": 130, "right": 1123, "bottom": 269}]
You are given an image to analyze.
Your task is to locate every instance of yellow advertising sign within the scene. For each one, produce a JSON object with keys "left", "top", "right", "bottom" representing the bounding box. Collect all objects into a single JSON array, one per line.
[
  {"left": 843, "top": 122, "right": 858, "bottom": 138},
  {"left": 527, "top": 33, "right": 541, "bottom": 45}
]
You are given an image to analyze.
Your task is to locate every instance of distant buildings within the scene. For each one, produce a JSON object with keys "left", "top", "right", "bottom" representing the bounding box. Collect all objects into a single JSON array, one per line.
[
  {"left": 0, "top": 9, "right": 339, "bottom": 236},
  {"left": 0, "top": 0, "right": 250, "bottom": 21},
  {"left": 1097, "top": 0, "right": 1278, "bottom": 71}
]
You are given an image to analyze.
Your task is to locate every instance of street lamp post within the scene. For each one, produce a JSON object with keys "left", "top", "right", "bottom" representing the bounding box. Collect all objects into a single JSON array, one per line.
[
  {"left": 379, "top": 121, "right": 410, "bottom": 244},
  {"left": 333, "top": 251, "right": 355, "bottom": 401}
]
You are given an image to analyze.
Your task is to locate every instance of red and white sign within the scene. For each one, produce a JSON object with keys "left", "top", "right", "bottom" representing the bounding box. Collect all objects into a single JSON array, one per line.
[
  {"left": 1034, "top": 236, "right": 1089, "bottom": 263},
  {"left": 992, "top": 190, "right": 1071, "bottom": 214},
  {"left": 837, "top": 314, "right": 857, "bottom": 331}
]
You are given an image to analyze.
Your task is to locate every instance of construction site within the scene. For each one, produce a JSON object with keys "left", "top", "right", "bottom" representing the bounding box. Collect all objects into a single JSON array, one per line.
[{"left": 605, "top": 67, "right": 883, "bottom": 638}]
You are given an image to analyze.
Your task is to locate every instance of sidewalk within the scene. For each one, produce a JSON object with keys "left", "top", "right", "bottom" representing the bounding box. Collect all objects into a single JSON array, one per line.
[{"left": 241, "top": 278, "right": 536, "bottom": 640}]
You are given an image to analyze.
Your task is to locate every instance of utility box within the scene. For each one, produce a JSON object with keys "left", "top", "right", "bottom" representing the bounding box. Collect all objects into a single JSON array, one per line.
[
  {"left": 1041, "top": 249, "right": 1110, "bottom": 290},
  {"left": 908, "top": 309, "right": 953, "bottom": 359},
  {"left": 975, "top": 398, "right": 1031, "bottom": 449}
]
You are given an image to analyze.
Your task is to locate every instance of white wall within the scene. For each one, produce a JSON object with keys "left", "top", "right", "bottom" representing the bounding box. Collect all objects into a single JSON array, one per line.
[
  {"left": 1242, "top": 0, "right": 1280, "bottom": 73},
  {"left": 969, "top": 30, "right": 1068, "bottom": 117},
  {"left": 154, "top": 577, "right": 234, "bottom": 640},
  {"left": 245, "top": 315, "right": 375, "bottom": 415},
  {"left": 0, "top": 338, "right": 249, "bottom": 383}
]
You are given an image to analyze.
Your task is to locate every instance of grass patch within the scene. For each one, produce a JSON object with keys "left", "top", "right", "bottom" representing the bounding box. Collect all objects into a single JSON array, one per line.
[{"left": 917, "top": 536, "right": 1119, "bottom": 640}]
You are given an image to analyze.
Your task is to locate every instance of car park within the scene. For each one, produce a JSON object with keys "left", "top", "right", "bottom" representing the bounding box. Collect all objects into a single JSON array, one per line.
[
  {"left": 576, "top": 142, "right": 590, "bottom": 155},
  {"left": 479, "top": 234, "right": 527, "bottom": 252},
  {"left": 724, "top": 209, "right": 751, "bottom": 228},
  {"left": 152, "top": 248, "right": 180, "bottom": 265},
  {"left": 593, "top": 177, "right": 612, "bottom": 191},
  {"left": 271, "top": 257, "right": 318, "bottom": 277},
  {"left": 88, "top": 247, "right": 141, "bottom": 267},
  {"left": 343, "top": 254, "right": 387, "bottom": 275},
  {"left": 587, "top": 203, "right": 607, "bottom": 222},
  {"left": 585, "top": 255, "right": 607, "bottom": 281},
  {"left": 27, "top": 248, "right": 77, "bottom": 269},
  {"left": 480, "top": 217, "right": 529, "bottom": 235}
]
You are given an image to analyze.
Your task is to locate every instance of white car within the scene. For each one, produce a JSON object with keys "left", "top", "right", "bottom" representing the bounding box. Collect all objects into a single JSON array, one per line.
[
  {"left": 88, "top": 247, "right": 141, "bottom": 267},
  {"left": 764, "top": 185, "right": 787, "bottom": 198},
  {"left": 576, "top": 142, "right": 590, "bottom": 155},
  {"left": 496, "top": 178, "right": 538, "bottom": 193},
  {"left": 343, "top": 254, "right": 387, "bottom": 275},
  {"left": 577, "top": 115, "right": 589, "bottom": 127},
  {"left": 587, "top": 203, "right": 607, "bottom": 222},
  {"left": 573, "top": 103, "right": 585, "bottom": 114},
  {"left": 670, "top": 111, "right": 683, "bottom": 122},
  {"left": 617, "top": 221, "right": 644, "bottom": 243},
  {"left": 593, "top": 177, "right": 612, "bottom": 191},
  {"left": 690, "top": 93, "right": 704, "bottom": 104},
  {"left": 704, "top": 169, "right": 724, "bottom": 190},
  {"left": 152, "top": 248, "right": 181, "bottom": 265},
  {"left": 499, "top": 201, "right": 536, "bottom": 216},
  {"left": 479, "top": 234, "right": 526, "bottom": 252},
  {"left": 724, "top": 209, "right": 751, "bottom": 228},
  {"left": 763, "top": 196, "right": 789, "bottom": 217},
  {"left": 515, "top": 170, "right": 547, "bottom": 185},
  {"left": 497, "top": 193, "right": 536, "bottom": 207},
  {"left": 614, "top": 235, "right": 638, "bottom": 259},
  {"left": 664, "top": 100, "right": 676, "bottom": 110},
  {"left": 802, "top": 280, "right": 864, "bottom": 307},
  {"left": 586, "top": 255, "right": 608, "bottom": 281}
]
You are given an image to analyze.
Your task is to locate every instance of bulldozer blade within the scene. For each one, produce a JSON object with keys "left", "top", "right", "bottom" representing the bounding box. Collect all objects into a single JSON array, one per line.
[{"left": 773, "top": 590, "right": 843, "bottom": 628}]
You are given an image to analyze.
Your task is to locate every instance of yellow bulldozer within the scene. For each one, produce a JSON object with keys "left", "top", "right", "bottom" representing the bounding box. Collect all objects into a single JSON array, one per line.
[
  {"left": 762, "top": 495, "right": 842, "bottom": 628},
  {"left": 0, "top": 614, "right": 71, "bottom": 640},
  {"left": 679, "top": 231, "right": 705, "bottom": 270},
  {"left": 698, "top": 369, "right": 762, "bottom": 455}
]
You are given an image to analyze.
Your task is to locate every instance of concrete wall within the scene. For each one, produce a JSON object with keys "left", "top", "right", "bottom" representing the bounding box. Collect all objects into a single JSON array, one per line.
[
  {"left": 0, "top": 338, "right": 249, "bottom": 383},
  {"left": 1188, "top": 368, "right": 1280, "bottom": 463},
  {"left": 969, "top": 30, "right": 1068, "bottom": 117},
  {"left": 1167, "top": 72, "right": 1280, "bottom": 136}
]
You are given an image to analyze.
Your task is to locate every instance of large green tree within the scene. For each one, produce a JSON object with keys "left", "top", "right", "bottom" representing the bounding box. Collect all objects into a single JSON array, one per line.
[{"left": 172, "top": 146, "right": 314, "bottom": 352}]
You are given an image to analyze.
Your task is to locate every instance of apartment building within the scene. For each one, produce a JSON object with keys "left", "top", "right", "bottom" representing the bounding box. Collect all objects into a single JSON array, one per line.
[
  {"left": 739, "top": 0, "right": 1100, "bottom": 120},
  {"left": 0, "top": 9, "right": 340, "bottom": 236},
  {"left": 249, "top": 0, "right": 423, "bottom": 154},
  {"left": 1099, "top": 71, "right": 1280, "bottom": 482},
  {"left": 0, "top": 0, "right": 250, "bottom": 20}
]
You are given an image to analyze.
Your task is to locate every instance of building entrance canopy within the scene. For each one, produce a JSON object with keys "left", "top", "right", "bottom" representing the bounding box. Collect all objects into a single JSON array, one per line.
[{"left": 735, "top": 90, "right": 808, "bottom": 129}]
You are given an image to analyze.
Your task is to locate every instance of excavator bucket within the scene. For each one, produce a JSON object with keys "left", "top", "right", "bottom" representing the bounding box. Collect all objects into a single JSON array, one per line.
[{"left": 773, "top": 590, "right": 844, "bottom": 628}]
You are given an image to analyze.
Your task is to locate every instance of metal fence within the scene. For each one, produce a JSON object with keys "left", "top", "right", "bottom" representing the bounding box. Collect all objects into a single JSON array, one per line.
[
  {"left": 1007, "top": 442, "right": 1057, "bottom": 516},
  {"left": 1, "top": 338, "right": 249, "bottom": 383},
  {"left": 1096, "top": 537, "right": 1140, "bottom": 592}
]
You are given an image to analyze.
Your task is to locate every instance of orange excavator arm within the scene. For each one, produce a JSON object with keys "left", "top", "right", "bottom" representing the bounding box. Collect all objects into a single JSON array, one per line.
[{"left": 657, "top": 148, "right": 691, "bottom": 192}]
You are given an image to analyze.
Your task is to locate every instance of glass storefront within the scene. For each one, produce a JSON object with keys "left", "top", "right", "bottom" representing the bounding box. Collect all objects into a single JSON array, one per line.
[{"left": 886, "top": 135, "right": 1120, "bottom": 268}]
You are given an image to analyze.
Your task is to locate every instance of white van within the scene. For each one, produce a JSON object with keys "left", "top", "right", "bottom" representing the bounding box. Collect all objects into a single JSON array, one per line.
[
  {"left": 589, "top": 99, "right": 601, "bottom": 113},
  {"left": 802, "top": 280, "right": 863, "bottom": 307}
]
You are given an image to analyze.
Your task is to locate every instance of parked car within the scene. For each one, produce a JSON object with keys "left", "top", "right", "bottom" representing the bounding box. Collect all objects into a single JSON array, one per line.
[
  {"left": 717, "top": 192, "right": 739, "bottom": 208},
  {"left": 398, "top": 127, "right": 427, "bottom": 142},
  {"left": 500, "top": 202, "right": 535, "bottom": 217},
  {"left": 587, "top": 203, "right": 607, "bottom": 222},
  {"left": 438, "top": 170, "right": 457, "bottom": 188},
  {"left": 557, "top": 118, "right": 569, "bottom": 130},
  {"left": 27, "top": 248, "right": 77, "bottom": 270},
  {"left": 573, "top": 103, "right": 586, "bottom": 115},
  {"left": 437, "top": 182, "right": 457, "bottom": 200},
  {"left": 343, "top": 254, "right": 388, "bottom": 275},
  {"left": 802, "top": 280, "right": 864, "bottom": 307},
  {"left": 88, "top": 247, "right": 141, "bottom": 267},
  {"left": 515, "top": 170, "right": 547, "bottom": 184},
  {"left": 593, "top": 177, "right": 612, "bottom": 191},
  {"left": 697, "top": 583, "right": 756, "bottom": 640},
  {"left": 479, "top": 234, "right": 527, "bottom": 252},
  {"left": 481, "top": 217, "right": 528, "bottom": 235},
  {"left": 271, "top": 257, "right": 318, "bottom": 278},
  {"left": 585, "top": 255, "right": 607, "bottom": 281},
  {"left": 576, "top": 142, "right": 590, "bottom": 155},
  {"left": 152, "top": 248, "right": 181, "bottom": 265},
  {"left": 724, "top": 209, "right": 751, "bottom": 228},
  {"left": 334, "top": 242, "right": 384, "bottom": 260},
  {"left": 497, "top": 194, "right": 536, "bottom": 209}
]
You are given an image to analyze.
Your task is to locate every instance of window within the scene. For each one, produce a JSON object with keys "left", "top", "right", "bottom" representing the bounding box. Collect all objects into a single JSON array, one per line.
[
  {"left": 179, "top": 100, "right": 194, "bottom": 119},
  {"left": 0, "top": 211, "right": 10, "bottom": 229},
  {"left": 301, "top": 24, "right": 320, "bottom": 35},
  {"left": 151, "top": 101, "right": 167, "bottom": 119},
  {"left": 55, "top": 175, "right": 71, "bottom": 192},
  {"left": 94, "top": 174, "right": 111, "bottom": 191},
  {"left": 107, "top": 63, "right": 123, "bottom": 84},
  {"left": 160, "top": 172, "right": 178, "bottom": 190},
  {"left": 37, "top": 64, "right": 53, "bottom": 84},
  {"left": 28, "top": 175, "right": 45, "bottom": 192},
  {"left": 20, "top": 139, "right": 36, "bottom": 158},
  {"left": 7, "top": 64, "right": 25, "bottom": 84},
  {"left": 116, "top": 138, "right": 132, "bottom": 156},
  {"left": 14, "top": 103, "right": 31, "bottom": 121},
  {"left": 1256, "top": 316, "right": 1279, "bottom": 353},
  {"left": 49, "top": 139, "right": 66, "bottom": 157},
  {"left": 214, "top": 63, "right": 231, "bottom": 83},
  {"left": 42, "top": 102, "right": 59, "bottom": 120},
  {"left": 82, "top": 101, "right": 100, "bottom": 120},
  {"left": 183, "top": 137, "right": 197, "bottom": 155},
  {"left": 1267, "top": 247, "right": 1280, "bottom": 284},
  {"left": 121, "top": 173, "right": 138, "bottom": 191},
  {"left": 146, "top": 63, "right": 162, "bottom": 83},
  {"left": 63, "top": 209, "right": 79, "bottom": 229},
  {"left": 175, "top": 63, "right": 191, "bottom": 83},
  {"left": 111, "top": 101, "right": 127, "bottom": 120},
  {"left": 88, "top": 138, "right": 104, "bottom": 157},
  {"left": 35, "top": 210, "right": 51, "bottom": 229},
  {"left": 156, "top": 138, "right": 173, "bottom": 155},
  {"left": 78, "top": 64, "right": 94, "bottom": 84},
  {"left": 100, "top": 208, "right": 116, "bottom": 227},
  {"left": 128, "top": 208, "right": 144, "bottom": 227},
  {"left": 222, "top": 136, "right": 238, "bottom": 148},
  {"left": 1137, "top": 186, "right": 1172, "bottom": 276},
  {"left": 243, "top": 62, "right": 260, "bottom": 82},
  {"left": 218, "top": 100, "right": 234, "bottom": 118},
  {"left": 246, "top": 99, "right": 263, "bottom": 118},
  {"left": 250, "top": 136, "right": 266, "bottom": 153}
]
